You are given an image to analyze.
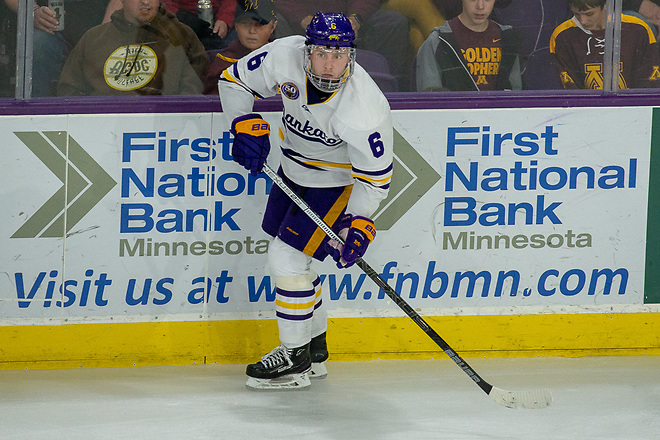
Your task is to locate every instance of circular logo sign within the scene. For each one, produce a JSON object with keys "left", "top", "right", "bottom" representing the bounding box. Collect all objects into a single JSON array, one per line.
[
  {"left": 281, "top": 82, "right": 300, "bottom": 100},
  {"left": 104, "top": 45, "right": 158, "bottom": 91}
]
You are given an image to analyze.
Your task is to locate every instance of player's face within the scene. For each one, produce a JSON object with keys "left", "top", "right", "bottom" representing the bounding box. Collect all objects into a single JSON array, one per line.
[
  {"left": 235, "top": 19, "right": 277, "bottom": 51},
  {"left": 121, "top": 0, "right": 159, "bottom": 25},
  {"left": 571, "top": 6, "right": 607, "bottom": 31},
  {"left": 308, "top": 46, "right": 351, "bottom": 80},
  {"left": 460, "top": 0, "right": 496, "bottom": 30}
]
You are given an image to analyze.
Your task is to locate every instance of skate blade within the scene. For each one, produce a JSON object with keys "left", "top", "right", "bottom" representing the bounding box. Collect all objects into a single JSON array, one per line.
[
  {"left": 246, "top": 372, "right": 311, "bottom": 390},
  {"left": 309, "top": 362, "right": 327, "bottom": 379}
]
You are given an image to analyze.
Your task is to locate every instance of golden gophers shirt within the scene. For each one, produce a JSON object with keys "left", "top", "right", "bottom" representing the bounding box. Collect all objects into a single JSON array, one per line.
[
  {"left": 550, "top": 14, "right": 660, "bottom": 89},
  {"left": 449, "top": 17, "right": 503, "bottom": 91}
]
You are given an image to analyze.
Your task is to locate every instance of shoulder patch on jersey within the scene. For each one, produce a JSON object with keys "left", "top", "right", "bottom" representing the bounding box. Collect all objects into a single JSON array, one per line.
[{"left": 281, "top": 82, "right": 300, "bottom": 100}]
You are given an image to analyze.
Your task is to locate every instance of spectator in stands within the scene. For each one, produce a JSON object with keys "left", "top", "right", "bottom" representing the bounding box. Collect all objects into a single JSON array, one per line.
[
  {"left": 430, "top": 0, "right": 512, "bottom": 20},
  {"left": 380, "top": 0, "right": 447, "bottom": 53},
  {"left": 625, "top": 0, "right": 660, "bottom": 35},
  {"left": 57, "top": 0, "right": 209, "bottom": 96},
  {"left": 485, "top": 0, "right": 660, "bottom": 90},
  {"left": 414, "top": 0, "right": 522, "bottom": 91},
  {"left": 204, "top": 0, "right": 276, "bottom": 95},
  {"left": 491, "top": 0, "right": 572, "bottom": 90},
  {"left": 105, "top": 0, "right": 238, "bottom": 49},
  {"left": 550, "top": 0, "right": 660, "bottom": 89},
  {"left": 434, "top": 0, "right": 660, "bottom": 32},
  {"left": 162, "top": 0, "right": 237, "bottom": 50},
  {"left": 382, "top": 0, "right": 516, "bottom": 67},
  {"left": 431, "top": 0, "right": 463, "bottom": 20},
  {"left": 272, "top": 0, "right": 412, "bottom": 91},
  {"left": 5, "top": 0, "right": 111, "bottom": 96}
]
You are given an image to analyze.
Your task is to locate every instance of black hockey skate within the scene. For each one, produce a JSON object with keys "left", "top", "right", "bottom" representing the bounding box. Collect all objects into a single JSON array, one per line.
[
  {"left": 245, "top": 344, "right": 311, "bottom": 390},
  {"left": 309, "top": 332, "right": 328, "bottom": 379}
]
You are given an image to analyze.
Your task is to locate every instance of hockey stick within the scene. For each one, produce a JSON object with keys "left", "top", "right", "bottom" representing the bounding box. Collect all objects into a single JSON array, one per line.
[{"left": 262, "top": 164, "right": 552, "bottom": 409}]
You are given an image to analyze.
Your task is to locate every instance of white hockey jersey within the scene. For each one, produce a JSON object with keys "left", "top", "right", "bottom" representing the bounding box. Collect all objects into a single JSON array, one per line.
[{"left": 218, "top": 36, "right": 393, "bottom": 218}]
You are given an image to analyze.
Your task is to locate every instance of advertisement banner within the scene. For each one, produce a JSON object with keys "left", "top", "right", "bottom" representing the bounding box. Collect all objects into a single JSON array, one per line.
[{"left": 0, "top": 107, "right": 651, "bottom": 324}]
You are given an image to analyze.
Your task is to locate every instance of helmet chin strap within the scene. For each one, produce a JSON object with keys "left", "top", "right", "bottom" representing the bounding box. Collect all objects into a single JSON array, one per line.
[{"left": 308, "top": 68, "right": 348, "bottom": 92}]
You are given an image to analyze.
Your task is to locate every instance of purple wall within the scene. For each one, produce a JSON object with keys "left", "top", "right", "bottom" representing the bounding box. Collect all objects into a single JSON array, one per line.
[{"left": 2, "top": 91, "right": 660, "bottom": 116}]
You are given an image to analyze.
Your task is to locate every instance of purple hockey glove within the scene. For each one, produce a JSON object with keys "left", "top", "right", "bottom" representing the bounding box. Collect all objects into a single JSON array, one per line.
[
  {"left": 326, "top": 214, "right": 376, "bottom": 268},
  {"left": 230, "top": 113, "right": 271, "bottom": 176}
]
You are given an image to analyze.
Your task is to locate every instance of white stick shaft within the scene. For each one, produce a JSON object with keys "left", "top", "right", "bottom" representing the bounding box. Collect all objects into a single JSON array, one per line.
[{"left": 262, "top": 164, "right": 343, "bottom": 244}]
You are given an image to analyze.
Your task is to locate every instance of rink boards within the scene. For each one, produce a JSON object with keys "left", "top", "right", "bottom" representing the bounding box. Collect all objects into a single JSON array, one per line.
[{"left": 1, "top": 106, "right": 659, "bottom": 369}]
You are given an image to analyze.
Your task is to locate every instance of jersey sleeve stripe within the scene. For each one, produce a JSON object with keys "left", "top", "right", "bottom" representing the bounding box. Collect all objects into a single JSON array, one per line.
[
  {"left": 351, "top": 163, "right": 393, "bottom": 187},
  {"left": 219, "top": 67, "right": 265, "bottom": 99},
  {"left": 351, "top": 173, "right": 392, "bottom": 184},
  {"left": 353, "top": 176, "right": 391, "bottom": 189},
  {"left": 352, "top": 163, "right": 393, "bottom": 176}
]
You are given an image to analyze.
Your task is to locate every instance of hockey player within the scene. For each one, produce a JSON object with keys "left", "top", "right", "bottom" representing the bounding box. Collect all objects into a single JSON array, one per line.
[{"left": 218, "top": 12, "right": 393, "bottom": 389}]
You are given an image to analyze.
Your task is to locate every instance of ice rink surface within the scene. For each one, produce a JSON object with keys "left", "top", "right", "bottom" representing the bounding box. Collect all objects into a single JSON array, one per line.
[{"left": 1, "top": 355, "right": 658, "bottom": 439}]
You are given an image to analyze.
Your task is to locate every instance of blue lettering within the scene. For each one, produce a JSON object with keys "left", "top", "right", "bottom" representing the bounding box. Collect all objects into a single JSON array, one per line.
[{"left": 123, "top": 132, "right": 155, "bottom": 162}]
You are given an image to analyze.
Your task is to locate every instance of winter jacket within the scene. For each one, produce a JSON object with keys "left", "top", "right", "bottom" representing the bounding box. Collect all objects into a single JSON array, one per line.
[
  {"left": 57, "top": 6, "right": 209, "bottom": 96},
  {"left": 415, "top": 18, "right": 522, "bottom": 91}
]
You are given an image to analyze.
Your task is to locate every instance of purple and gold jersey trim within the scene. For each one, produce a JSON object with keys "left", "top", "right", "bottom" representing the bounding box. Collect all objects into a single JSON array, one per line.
[
  {"left": 281, "top": 148, "right": 352, "bottom": 171},
  {"left": 352, "top": 163, "right": 393, "bottom": 189},
  {"left": 220, "top": 65, "right": 265, "bottom": 99},
  {"left": 302, "top": 185, "right": 353, "bottom": 257}
]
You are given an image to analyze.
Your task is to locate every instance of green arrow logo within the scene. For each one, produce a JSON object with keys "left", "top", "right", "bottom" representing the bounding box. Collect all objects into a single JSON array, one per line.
[
  {"left": 373, "top": 128, "right": 441, "bottom": 230},
  {"left": 12, "top": 131, "right": 117, "bottom": 238},
  {"left": 12, "top": 129, "right": 432, "bottom": 237}
]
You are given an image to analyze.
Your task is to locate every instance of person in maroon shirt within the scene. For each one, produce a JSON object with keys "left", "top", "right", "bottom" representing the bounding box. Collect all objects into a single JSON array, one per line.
[
  {"left": 272, "top": 0, "right": 412, "bottom": 90},
  {"left": 203, "top": 0, "right": 276, "bottom": 94},
  {"left": 550, "top": 0, "right": 660, "bottom": 89},
  {"left": 415, "top": 0, "right": 522, "bottom": 91}
]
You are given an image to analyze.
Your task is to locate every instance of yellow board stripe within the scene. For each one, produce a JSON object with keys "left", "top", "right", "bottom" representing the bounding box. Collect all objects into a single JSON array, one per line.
[{"left": 1, "top": 313, "right": 659, "bottom": 370}]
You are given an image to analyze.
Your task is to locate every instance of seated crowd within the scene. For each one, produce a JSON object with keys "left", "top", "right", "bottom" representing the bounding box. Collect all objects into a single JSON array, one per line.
[{"left": 1, "top": 0, "right": 660, "bottom": 98}]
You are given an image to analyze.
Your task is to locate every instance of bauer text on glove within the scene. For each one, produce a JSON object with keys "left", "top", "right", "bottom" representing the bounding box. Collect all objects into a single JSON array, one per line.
[{"left": 230, "top": 113, "right": 270, "bottom": 176}]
